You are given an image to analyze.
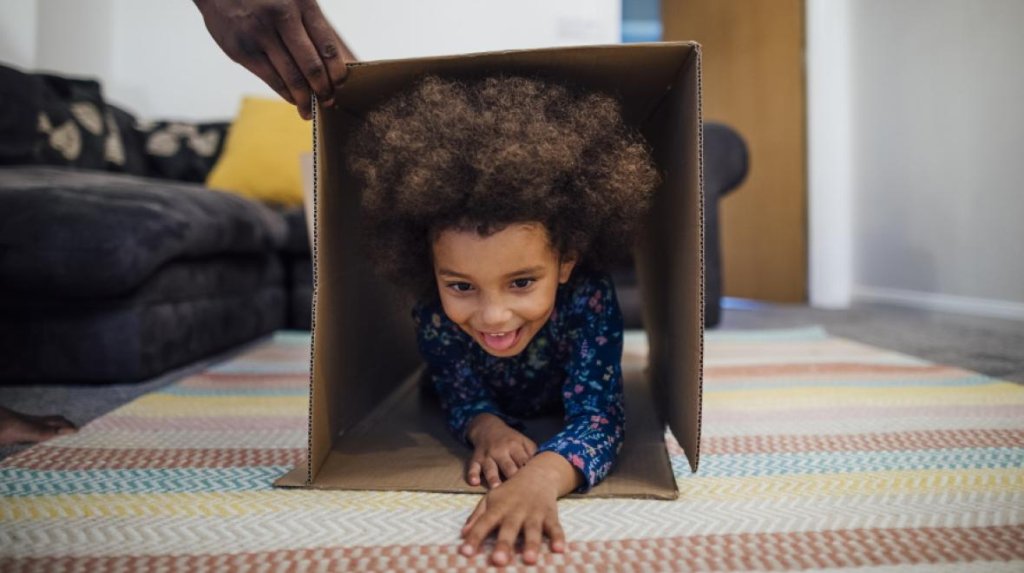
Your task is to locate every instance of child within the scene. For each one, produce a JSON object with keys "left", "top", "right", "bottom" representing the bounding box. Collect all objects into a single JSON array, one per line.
[{"left": 348, "top": 75, "right": 658, "bottom": 566}]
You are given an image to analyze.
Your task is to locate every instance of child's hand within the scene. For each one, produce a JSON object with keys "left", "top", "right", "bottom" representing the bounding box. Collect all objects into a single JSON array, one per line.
[
  {"left": 466, "top": 413, "right": 537, "bottom": 488},
  {"left": 459, "top": 457, "right": 567, "bottom": 566}
]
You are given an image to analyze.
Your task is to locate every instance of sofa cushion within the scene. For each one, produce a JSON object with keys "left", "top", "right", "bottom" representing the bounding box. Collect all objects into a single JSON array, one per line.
[
  {"left": 286, "top": 255, "right": 313, "bottom": 330},
  {"left": 0, "top": 166, "right": 288, "bottom": 297},
  {"left": 0, "top": 64, "right": 114, "bottom": 170},
  {"left": 0, "top": 255, "right": 286, "bottom": 383},
  {"left": 276, "top": 205, "right": 311, "bottom": 255}
]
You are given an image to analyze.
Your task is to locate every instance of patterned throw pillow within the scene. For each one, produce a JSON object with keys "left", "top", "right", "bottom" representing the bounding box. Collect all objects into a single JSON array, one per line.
[
  {"left": 104, "top": 103, "right": 149, "bottom": 176},
  {"left": 0, "top": 63, "right": 229, "bottom": 181},
  {"left": 0, "top": 63, "right": 110, "bottom": 169},
  {"left": 135, "top": 119, "right": 229, "bottom": 182}
]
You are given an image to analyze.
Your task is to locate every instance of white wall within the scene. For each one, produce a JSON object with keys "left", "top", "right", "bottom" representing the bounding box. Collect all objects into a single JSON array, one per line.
[
  {"left": 3, "top": 0, "right": 618, "bottom": 120},
  {"left": 806, "top": 0, "right": 853, "bottom": 309},
  {"left": 808, "top": 0, "right": 1024, "bottom": 320},
  {"left": 35, "top": 0, "right": 116, "bottom": 81},
  {"left": 333, "top": 0, "right": 620, "bottom": 61},
  {"left": 0, "top": 1, "right": 38, "bottom": 68}
]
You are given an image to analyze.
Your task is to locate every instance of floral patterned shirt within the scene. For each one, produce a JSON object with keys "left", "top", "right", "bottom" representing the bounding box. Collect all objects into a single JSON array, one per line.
[{"left": 412, "top": 269, "right": 625, "bottom": 491}]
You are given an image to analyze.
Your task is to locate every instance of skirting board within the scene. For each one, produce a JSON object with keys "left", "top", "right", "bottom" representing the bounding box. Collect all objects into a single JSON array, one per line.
[{"left": 853, "top": 286, "right": 1024, "bottom": 322}]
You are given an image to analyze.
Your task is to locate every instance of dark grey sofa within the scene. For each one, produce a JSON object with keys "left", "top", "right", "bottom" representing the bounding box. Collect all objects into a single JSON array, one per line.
[
  {"left": 0, "top": 62, "right": 304, "bottom": 383},
  {"left": 0, "top": 167, "right": 291, "bottom": 382},
  {"left": 0, "top": 62, "right": 747, "bottom": 384}
]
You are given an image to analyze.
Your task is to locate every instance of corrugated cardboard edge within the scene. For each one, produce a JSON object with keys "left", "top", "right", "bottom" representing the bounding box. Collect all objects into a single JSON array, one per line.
[
  {"left": 692, "top": 44, "right": 705, "bottom": 473},
  {"left": 275, "top": 95, "right": 321, "bottom": 488}
]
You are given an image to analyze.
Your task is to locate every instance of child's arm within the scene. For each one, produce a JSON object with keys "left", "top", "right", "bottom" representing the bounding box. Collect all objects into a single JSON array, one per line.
[
  {"left": 535, "top": 275, "right": 626, "bottom": 491},
  {"left": 459, "top": 451, "right": 579, "bottom": 566},
  {"left": 459, "top": 274, "right": 627, "bottom": 566}
]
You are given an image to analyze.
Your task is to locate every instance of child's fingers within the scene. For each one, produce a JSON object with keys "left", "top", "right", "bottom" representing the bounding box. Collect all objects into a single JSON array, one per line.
[
  {"left": 521, "top": 517, "right": 544, "bottom": 565},
  {"left": 498, "top": 456, "right": 519, "bottom": 479},
  {"left": 462, "top": 498, "right": 487, "bottom": 535},
  {"left": 482, "top": 458, "right": 502, "bottom": 488},
  {"left": 466, "top": 459, "right": 482, "bottom": 486},
  {"left": 461, "top": 509, "right": 500, "bottom": 557},
  {"left": 490, "top": 517, "right": 524, "bottom": 566},
  {"left": 524, "top": 439, "right": 538, "bottom": 457},
  {"left": 510, "top": 447, "right": 531, "bottom": 467},
  {"left": 545, "top": 515, "right": 567, "bottom": 553}
]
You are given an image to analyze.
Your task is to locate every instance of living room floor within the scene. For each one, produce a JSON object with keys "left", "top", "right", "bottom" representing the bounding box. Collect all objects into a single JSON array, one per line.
[
  {"left": 2, "top": 300, "right": 1022, "bottom": 461},
  {"left": 718, "top": 299, "right": 1024, "bottom": 385}
]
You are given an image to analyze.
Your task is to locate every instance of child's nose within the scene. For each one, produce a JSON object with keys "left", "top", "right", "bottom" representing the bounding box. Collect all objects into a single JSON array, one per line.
[{"left": 480, "top": 297, "right": 513, "bottom": 329}]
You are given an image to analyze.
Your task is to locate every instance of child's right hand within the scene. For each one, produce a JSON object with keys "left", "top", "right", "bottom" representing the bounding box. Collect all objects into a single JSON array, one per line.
[{"left": 465, "top": 413, "right": 537, "bottom": 488}]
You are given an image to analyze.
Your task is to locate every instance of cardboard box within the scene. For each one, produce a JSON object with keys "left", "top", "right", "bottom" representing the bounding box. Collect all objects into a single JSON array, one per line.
[{"left": 276, "top": 42, "right": 704, "bottom": 500}]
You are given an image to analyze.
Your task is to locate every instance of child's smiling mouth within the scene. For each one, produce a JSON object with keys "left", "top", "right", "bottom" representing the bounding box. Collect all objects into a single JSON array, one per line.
[{"left": 479, "top": 327, "right": 523, "bottom": 352}]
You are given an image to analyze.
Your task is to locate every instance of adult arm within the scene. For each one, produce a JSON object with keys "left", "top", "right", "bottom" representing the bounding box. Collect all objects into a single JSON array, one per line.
[{"left": 194, "top": 0, "right": 356, "bottom": 119}]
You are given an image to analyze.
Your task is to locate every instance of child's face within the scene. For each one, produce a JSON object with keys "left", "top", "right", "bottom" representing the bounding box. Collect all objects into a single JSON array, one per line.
[{"left": 432, "top": 222, "right": 576, "bottom": 358}]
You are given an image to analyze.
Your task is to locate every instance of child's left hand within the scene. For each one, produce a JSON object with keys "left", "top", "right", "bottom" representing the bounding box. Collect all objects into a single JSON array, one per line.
[{"left": 459, "top": 451, "right": 580, "bottom": 566}]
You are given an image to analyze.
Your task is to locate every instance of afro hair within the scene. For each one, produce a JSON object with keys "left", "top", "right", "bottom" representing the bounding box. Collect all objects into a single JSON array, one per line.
[{"left": 348, "top": 74, "right": 659, "bottom": 297}]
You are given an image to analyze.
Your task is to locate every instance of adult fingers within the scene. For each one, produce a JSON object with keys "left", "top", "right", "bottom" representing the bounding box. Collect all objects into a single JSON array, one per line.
[
  {"left": 522, "top": 517, "right": 544, "bottom": 565},
  {"left": 482, "top": 458, "right": 501, "bottom": 489},
  {"left": 498, "top": 455, "right": 519, "bottom": 480},
  {"left": 545, "top": 515, "right": 567, "bottom": 553},
  {"left": 300, "top": 1, "right": 350, "bottom": 89},
  {"left": 261, "top": 35, "right": 312, "bottom": 119},
  {"left": 490, "top": 518, "right": 523, "bottom": 567},
  {"left": 242, "top": 51, "right": 295, "bottom": 105},
  {"left": 466, "top": 458, "right": 483, "bottom": 487},
  {"left": 270, "top": 4, "right": 334, "bottom": 106}
]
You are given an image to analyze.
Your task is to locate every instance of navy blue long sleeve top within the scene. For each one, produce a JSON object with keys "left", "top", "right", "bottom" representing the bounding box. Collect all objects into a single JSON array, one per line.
[{"left": 412, "top": 269, "right": 626, "bottom": 490}]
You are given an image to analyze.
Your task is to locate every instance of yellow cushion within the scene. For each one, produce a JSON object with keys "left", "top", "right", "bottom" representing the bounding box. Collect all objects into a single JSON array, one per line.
[{"left": 206, "top": 97, "right": 311, "bottom": 206}]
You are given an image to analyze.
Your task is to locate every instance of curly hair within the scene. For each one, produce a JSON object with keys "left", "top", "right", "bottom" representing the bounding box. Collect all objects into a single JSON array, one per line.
[{"left": 347, "top": 74, "right": 659, "bottom": 297}]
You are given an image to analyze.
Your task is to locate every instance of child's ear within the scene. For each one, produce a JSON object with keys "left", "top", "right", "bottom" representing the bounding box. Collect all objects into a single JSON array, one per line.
[{"left": 558, "top": 252, "right": 579, "bottom": 284}]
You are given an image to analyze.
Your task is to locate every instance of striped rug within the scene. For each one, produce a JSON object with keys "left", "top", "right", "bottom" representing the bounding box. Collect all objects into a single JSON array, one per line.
[{"left": 1, "top": 328, "right": 1022, "bottom": 572}]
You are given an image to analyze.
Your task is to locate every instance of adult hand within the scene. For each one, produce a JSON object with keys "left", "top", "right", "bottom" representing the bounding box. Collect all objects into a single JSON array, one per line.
[
  {"left": 460, "top": 453, "right": 572, "bottom": 566},
  {"left": 195, "top": 0, "right": 356, "bottom": 120},
  {"left": 466, "top": 413, "right": 538, "bottom": 488}
]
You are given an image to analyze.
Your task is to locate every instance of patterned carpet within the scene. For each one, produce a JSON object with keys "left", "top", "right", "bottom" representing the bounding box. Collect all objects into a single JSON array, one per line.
[{"left": 1, "top": 328, "right": 1022, "bottom": 572}]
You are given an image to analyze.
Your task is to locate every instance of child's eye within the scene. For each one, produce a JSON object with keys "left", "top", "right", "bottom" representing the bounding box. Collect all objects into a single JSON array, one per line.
[
  {"left": 511, "top": 278, "right": 535, "bottom": 289},
  {"left": 447, "top": 282, "right": 474, "bottom": 293}
]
